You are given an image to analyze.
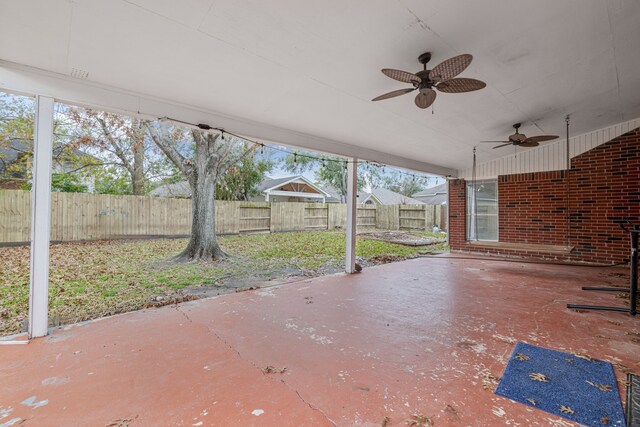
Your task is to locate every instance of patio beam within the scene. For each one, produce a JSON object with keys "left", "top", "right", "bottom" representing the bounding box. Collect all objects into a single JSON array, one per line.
[
  {"left": 28, "top": 95, "right": 54, "bottom": 338},
  {"left": 345, "top": 158, "right": 357, "bottom": 273},
  {"left": 0, "top": 61, "right": 456, "bottom": 178}
]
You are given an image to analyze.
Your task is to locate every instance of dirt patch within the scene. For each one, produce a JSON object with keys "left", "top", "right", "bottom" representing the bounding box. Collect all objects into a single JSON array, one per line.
[
  {"left": 367, "top": 254, "right": 408, "bottom": 264},
  {"left": 359, "top": 231, "right": 446, "bottom": 247}
]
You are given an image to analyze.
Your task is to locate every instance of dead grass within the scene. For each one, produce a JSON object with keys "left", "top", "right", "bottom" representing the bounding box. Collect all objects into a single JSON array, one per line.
[{"left": 0, "top": 230, "right": 447, "bottom": 335}]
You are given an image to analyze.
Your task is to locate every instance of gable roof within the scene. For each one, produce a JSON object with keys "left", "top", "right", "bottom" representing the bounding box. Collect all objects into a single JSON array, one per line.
[
  {"left": 359, "top": 188, "right": 424, "bottom": 205},
  {"left": 412, "top": 183, "right": 448, "bottom": 205},
  {"left": 258, "top": 175, "right": 331, "bottom": 197},
  {"left": 150, "top": 175, "right": 333, "bottom": 199},
  {"left": 413, "top": 183, "right": 447, "bottom": 197}
]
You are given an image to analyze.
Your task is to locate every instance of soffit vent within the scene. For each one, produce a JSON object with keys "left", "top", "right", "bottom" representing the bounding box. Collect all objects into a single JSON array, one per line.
[{"left": 70, "top": 68, "right": 89, "bottom": 80}]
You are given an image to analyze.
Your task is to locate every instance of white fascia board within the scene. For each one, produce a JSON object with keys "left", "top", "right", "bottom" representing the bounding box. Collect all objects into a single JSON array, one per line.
[
  {"left": 268, "top": 190, "right": 325, "bottom": 198},
  {"left": 358, "top": 193, "right": 372, "bottom": 204},
  {"left": 0, "top": 61, "right": 456, "bottom": 177}
]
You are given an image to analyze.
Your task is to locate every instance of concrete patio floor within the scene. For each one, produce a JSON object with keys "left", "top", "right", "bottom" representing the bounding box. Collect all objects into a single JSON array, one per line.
[{"left": 1, "top": 255, "right": 639, "bottom": 426}]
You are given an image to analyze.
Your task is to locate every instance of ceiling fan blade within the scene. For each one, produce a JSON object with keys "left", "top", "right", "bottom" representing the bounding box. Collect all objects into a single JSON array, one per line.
[
  {"left": 381, "top": 69, "right": 421, "bottom": 84},
  {"left": 518, "top": 141, "right": 540, "bottom": 148},
  {"left": 429, "top": 54, "right": 473, "bottom": 82},
  {"left": 415, "top": 89, "right": 437, "bottom": 109},
  {"left": 492, "top": 143, "right": 513, "bottom": 149},
  {"left": 523, "top": 135, "right": 559, "bottom": 144},
  {"left": 372, "top": 87, "right": 415, "bottom": 101},
  {"left": 437, "top": 78, "right": 486, "bottom": 93},
  {"left": 480, "top": 140, "right": 509, "bottom": 143}
]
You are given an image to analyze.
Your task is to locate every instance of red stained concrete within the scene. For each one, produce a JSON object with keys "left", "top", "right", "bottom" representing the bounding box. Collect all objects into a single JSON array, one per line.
[{"left": 1, "top": 255, "right": 639, "bottom": 426}]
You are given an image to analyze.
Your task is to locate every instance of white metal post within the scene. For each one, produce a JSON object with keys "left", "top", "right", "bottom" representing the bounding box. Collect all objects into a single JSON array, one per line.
[
  {"left": 28, "top": 95, "right": 54, "bottom": 338},
  {"left": 345, "top": 158, "right": 357, "bottom": 273},
  {"left": 445, "top": 179, "right": 450, "bottom": 247}
]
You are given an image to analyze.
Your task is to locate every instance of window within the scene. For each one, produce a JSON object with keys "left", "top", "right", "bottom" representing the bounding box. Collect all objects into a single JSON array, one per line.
[{"left": 467, "top": 180, "right": 498, "bottom": 241}]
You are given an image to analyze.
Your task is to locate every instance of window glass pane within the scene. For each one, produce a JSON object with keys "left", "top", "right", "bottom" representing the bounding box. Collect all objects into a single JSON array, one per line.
[{"left": 466, "top": 180, "right": 498, "bottom": 241}]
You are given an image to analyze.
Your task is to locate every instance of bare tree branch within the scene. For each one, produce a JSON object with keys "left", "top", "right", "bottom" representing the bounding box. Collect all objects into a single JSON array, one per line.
[
  {"left": 97, "top": 116, "right": 133, "bottom": 174},
  {"left": 146, "top": 122, "right": 189, "bottom": 178},
  {"left": 218, "top": 142, "right": 256, "bottom": 176}
]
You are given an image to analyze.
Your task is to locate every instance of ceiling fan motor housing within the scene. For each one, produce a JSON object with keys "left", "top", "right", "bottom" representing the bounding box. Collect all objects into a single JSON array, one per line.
[
  {"left": 509, "top": 123, "right": 526, "bottom": 143},
  {"left": 416, "top": 70, "right": 433, "bottom": 91},
  {"left": 509, "top": 133, "right": 527, "bottom": 143}
]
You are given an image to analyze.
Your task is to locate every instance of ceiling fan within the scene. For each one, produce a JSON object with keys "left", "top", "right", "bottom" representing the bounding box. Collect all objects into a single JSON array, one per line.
[
  {"left": 372, "top": 52, "right": 486, "bottom": 109},
  {"left": 481, "top": 123, "right": 559, "bottom": 149}
]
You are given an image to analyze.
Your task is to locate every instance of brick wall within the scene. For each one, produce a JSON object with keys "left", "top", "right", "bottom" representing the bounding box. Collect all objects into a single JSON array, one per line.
[{"left": 448, "top": 127, "right": 640, "bottom": 264}]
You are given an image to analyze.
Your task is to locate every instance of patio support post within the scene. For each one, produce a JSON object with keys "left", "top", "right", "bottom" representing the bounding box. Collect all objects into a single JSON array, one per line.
[
  {"left": 345, "top": 158, "right": 357, "bottom": 273},
  {"left": 28, "top": 95, "right": 54, "bottom": 338}
]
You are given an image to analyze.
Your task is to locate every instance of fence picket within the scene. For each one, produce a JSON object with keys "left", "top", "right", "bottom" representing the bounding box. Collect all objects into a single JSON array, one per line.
[{"left": 0, "top": 190, "right": 446, "bottom": 243}]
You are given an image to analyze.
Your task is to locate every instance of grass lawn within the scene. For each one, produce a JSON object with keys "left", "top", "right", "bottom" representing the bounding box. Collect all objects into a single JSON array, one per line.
[{"left": 0, "top": 230, "right": 446, "bottom": 336}]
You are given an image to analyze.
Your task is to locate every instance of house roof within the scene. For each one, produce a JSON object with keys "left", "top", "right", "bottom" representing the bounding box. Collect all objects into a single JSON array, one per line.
[
  {"left": 149, "top": 181, "right": 192, "bottom": 198},
  {"left": 413, "top": 183, "right": 448, "bottom": 205},
  {"left": 413, "top": 183, "right": 447, "bottom": 198},
  {"left": 258, "top": 175, "right": 331, "bottom": 197},
  {"left": 358, "top": 188, "right": 424, "bottom": 205},
  {"left": 256, "top": 176, "right": 298, "bottom": 192},
  {"left": 150, "top": 175, "right": 333, "bottom": 199}
]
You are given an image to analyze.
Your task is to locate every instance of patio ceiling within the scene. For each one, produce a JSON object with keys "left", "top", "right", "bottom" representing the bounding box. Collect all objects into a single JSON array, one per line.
[{"left": 1, "top": 0, "right": 639, "bottom": 173}]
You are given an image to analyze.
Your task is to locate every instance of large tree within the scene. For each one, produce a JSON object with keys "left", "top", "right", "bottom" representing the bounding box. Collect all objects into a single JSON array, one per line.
[
  {"left": 66, "top": 108, "right": 149, "bottom": 195},
  {"left": 216, "top": 153, "right": 273, "bottom": 201},
  {"left": 382, "top": 172, "right": 429, "bottom": 197},
  {"left": 0, "top": 92, "right": 98, "bottom": 188},
  {"left": 146, "top": 123, "right": 255, "bottom": 261}
]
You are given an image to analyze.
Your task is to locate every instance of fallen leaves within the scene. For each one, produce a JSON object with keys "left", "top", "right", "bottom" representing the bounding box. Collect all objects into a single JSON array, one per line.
[
  {"left": 105, "top": 416, "right": 137, "bottom": 427},
  {"left": 1, "top": 232, "right": 437, "bottom": 335},
  {"left": 570, "top": 352, "right": 595, "bottom": 362},
  {"left": 406, "top": 413, "right": 433, "bottom": 427},
  {"left": 492, "top": 334, "right": 516, "bottom": 344},
  {"left": 481, "top": 373, "right": 500, "bottom": 391},
  {"left": 261, "top": 366, "right": 287, "bottom": 374},
  {"left": 586, "top": 381, "right": 612, "bottom": 392},
  {"left": 515, "top": 353, "right": 530, "bottom": 361},
  {"left": 526, "top": 398, "right": 537, "bottom": 406},
  {"left": 528, "top": 373, "right": 548, "bottom": 383},
  {"left": 559, "top": 405, "right": 574, "bottom": 415}
]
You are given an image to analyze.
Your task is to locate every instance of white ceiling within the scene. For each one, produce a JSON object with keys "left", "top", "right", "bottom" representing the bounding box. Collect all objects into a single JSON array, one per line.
[{"left": 1, "top": 0, "right": 639, "bottom": 173}]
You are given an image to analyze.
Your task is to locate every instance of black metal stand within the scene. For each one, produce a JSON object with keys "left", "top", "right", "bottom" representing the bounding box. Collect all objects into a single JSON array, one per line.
[{"left": 567, "top": 223, "right": 638, "bottom": 316}]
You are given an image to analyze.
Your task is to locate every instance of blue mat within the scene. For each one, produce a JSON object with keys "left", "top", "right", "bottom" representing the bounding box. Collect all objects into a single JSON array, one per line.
[{"left": 495, "top": 342, "right": 625, "bottom": 426}]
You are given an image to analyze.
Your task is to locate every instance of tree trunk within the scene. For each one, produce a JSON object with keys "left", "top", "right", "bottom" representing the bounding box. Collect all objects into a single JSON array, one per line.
[
  {"left": 175, "top": 156, "right": 227, "bottom": 262},
  {"left": 131, "top": 137, "right": 145, "bottom": 195},
  {"left": 131, "top": 120, "right": 146, "bottom": 195},
  {"left": 146, "top": 125, "right": 255, "bottom": 263}
]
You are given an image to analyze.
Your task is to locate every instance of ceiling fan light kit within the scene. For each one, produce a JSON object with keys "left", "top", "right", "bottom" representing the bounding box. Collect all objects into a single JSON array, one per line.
[{"left": 372, "top": 51, "right": 486, "bottom": 110}]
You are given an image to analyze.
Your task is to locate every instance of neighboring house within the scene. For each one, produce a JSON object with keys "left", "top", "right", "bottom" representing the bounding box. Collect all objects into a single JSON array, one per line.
[
  {"left": 0, "top": 139, "right": 97, "bottom": 191},
  {"left": 357, "top": 188, "right": 425, "bottom": 205},
  {"left": 412, "top": 183, "right": 448, "bottom": 205},
  {"left": 252, "top": 175, "right": 335, "bottom": 203},
  {"left": 149, "top": 181, "right": 191, "bottom": 198},
  {"left": 150, "top": 175, "right": 337, "bottom": 203}
]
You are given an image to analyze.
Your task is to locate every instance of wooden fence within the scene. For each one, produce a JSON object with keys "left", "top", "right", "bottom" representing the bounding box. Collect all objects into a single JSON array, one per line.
[{"left": 0, "top": 190, "right": 446, "bottom": 243}]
